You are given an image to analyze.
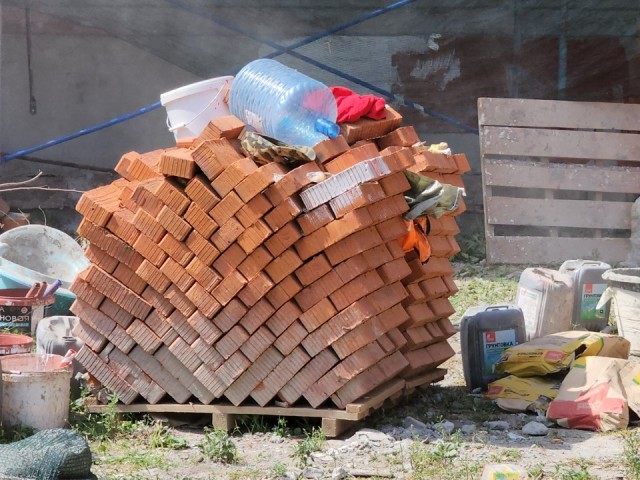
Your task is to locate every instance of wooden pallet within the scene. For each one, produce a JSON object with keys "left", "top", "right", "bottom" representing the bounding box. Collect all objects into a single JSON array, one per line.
[
  {"left": 478, "top": 97, "right": 640, "bottom": 264},
  {"left": 87, "top": 368, "right": 446, "bottom": 437}
]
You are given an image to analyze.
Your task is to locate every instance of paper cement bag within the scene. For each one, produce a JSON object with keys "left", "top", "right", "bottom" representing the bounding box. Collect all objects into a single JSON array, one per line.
[
  {"left": 495, "top": 331, "right": 630, "bottom": 377},
  {"left": 546, "top": 357, "right": 629, "bottom": 431},
  {"left": 485, "top": 375, "right": 562, "bottom": 413},
  {"left": 619, "top": 360, "right": 640, "bottom": 418}
]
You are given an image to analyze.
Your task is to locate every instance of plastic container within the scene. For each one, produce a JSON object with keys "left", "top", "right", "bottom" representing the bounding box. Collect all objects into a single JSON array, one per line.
[
  {"left": 460, "top": 305, "right": 526, "bottom": 391},
  {"left": 229, "top": 59, "right": 339, "bottom": 147},
  {"left": 0, "top": 288, "right": 55, "bottom": 335},
  {"left": 0, "top": 225, "right": 89, "bottom": 315},
  {"left": 0, "top": 333, "right": 33, "bottom": 355},
  {"left": 0, "top": 353, "right": 73, "bottom": 430},
  {"left": 598, "top": 268, "right": 640, "bottom": 355},
  {"left": 481, "top": 464, "right": 528, "bottom": 479},
  {"left": 515, "top": 268, "right": 574, "bottom": 340},
  {"left": 35, "top": 316, "right": 85, "bottom": 398},
  {"left": 160, "top": 76, "right": 234, "bottom": 141},
  {"left": 559, "top": 259, "right": 611, "bottom": 331}
]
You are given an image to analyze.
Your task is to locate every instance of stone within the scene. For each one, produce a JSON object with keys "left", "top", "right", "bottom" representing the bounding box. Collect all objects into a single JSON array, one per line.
[
  {"left": 403, "top": 416, "right": 429, "bottom": 430},
  {"left": 270, "top": 435, "right": 285, "bottom": 443},
  {"left": 522, "top": 421, "right": 549, "bottom": 436},
  {"left": 303, "top": 466, "right": 325, "bottom": 479},
  {"left": 460, "top": 424, "right": 476, "bottom": 435},
  {"left": 483, "top": 421, "right": 510, "bottom": 431},
  {"left": 432, "top": 421, "right": 455, "bottom": 435},
  {"left": 332, "top": 466, "right": 349, "bottom": 480},
  {"left": 352, "top": 428, "right": 392, "bottom": 443}
]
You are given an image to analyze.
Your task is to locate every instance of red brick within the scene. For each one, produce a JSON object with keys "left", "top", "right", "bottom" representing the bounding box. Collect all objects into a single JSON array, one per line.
[
  {"left": 211, "top": 270, "right": 247, "bottom": 306},
  {"left": 115, "top": 151, "right": 139, "bottom": 180},
  {"left": 339, "top": 106, "right": 403, "bottom": 144},
  {"left": 377, "top": 257, "right": 412, "bottom": 284},
  {"left": 235, "top": 194, "right": 272, "bottom": 228},
  {"left": 185, "top": 256, "right": 221, "bottom": 290},
  {"left": 264, "top": 249, "right": 302, "bottom": 284},
  {"left": 239, "top": 326, "right": 276, "bottom": 362},
  {"left": 325, "top": 207, "right": 374, "bottom": 244},
  {"left": 313, "top": 135, "right": 349, "bottom": 163},
  {"left": 83, "top": 265, "right": 152, "bottom": 319},
  {"left": 277, "top": 349, "right": 338, "bottom": 404},
  {"left": 198, "top": 115, "right": 245, "bottom": 141},
  {"left": 294, "top": 254, "right": 331, "bottom": 286},
  {"left": 160, "top": 257, "right": 195, "bottom": 292},
  {"left": 85, "top": 244, "right": 119, "bottom": 273},
  {"left": 264, "top": 162, "right": 323, "bottom": 206},
  {"left": 296, "top": 204, "right": 334, "bottom": 236},
  {"left": 132, "top": 208, "right": 166, "bottom": 243},
  {"left": 211, "top": 217, "right": 244, "bottom": 252},
  {"left": 106, "top": 209, "right": 140, "bottom": 245},
  {"left": 76, "top": 183, "right": 123, "bottom": 227},
  {"left": 133, "top": 233, "right": 168, "bottom": 267},
  {"left": 212, "top": 242, "right": 246, "bottom": 277},
  {"left": 380, "top": 146, "right": 415, "bottom": 172},
  {"left": 112, "top": 262, "right": 147, "bottom": 295},
  {"left": 251, "top": 346, "right": 310, "bottom": 406},
  {"left": 376, "top": 216, "right": 409, "bottom": 242},
  {"left": 299, "top": 298, "right": 337, "bottom": 333},
  {"left": 73, "top": 321, "right": 107, "bottom": 352},
  {"left": 224, "top": 347, "right": 283, "bottom": 406},
  {"left": 191, "top": 336, "right": 224, "bottom": 368},
  {"left": 182, "top": 202, "right": 217, "bottom": 239},
  {"left": 294, "top": 270, "right": 344, "bottom": 312},
  {"left": 118, "top": 179, "right": 140, "bottom": 212},
  {"left": 235, "top": 162, "right": 288, "bottom": 203},
  {"left": 420, "top": 276, "right": 449, "bottom": 301},
  {"left": 70, "top": 277, "right": 105, "bottom": 309},
  {"left": 237, "top": 220, "right": 272, "bottom": 255},
  {"left": 325, "top": 225, "right": 384, "bottom": 266},
  {"left": 75, "top": 347, "right": 138, "bottom": 404},
  {"left": 328, "top": 182, "right": 386, "bottom": 218},
  {"left": 136, "top": 260, "right": 171, "bottom": 294},
  {"left": 77, "top": 220, "right": 143, "bottom": 270},
  {"left": 264, "top": 197, "right": 304, "bottom": 232},
  {"left": 367, "top": 194, "right": 409, "bottom": 223},
  {"left": 99, "top": 297, "right": 135, "bottom": 328},
  {"left": 453, "top": 153, "right": 471, "bottom": 173},
  {"left": 210, "top": 191, "right": 244, "bottom": 226},
  {"left": 293, "top": 227, "right": 332, "bottom": 261},
  {"left": 266, "top": 301, "right": 302, "bottom": 337},
  {"left": 186, "top": 281, "right": 222, "bottom": 317},
  {"left": 237, "top": 272, "right": 274, "bottom": 307},
  {"left": 127, "top": 319, "right": 163, "bottom": 353},
  {"left": 330, "top": 270, "right": 385, "bottom": 312},
  {"left": 239, "top": 298, "right": 275, "bottom": 334},
  {"left": 142, "top": 287, "right": 174, "bottom": 318},
  {"left": 265, "top": 275, "right": 302, "bottom": 310},
  {"left": 188, "top": 311, "right": 223, "bottom": 345},
  {"left": 265, "top": 222, "right": 302, "bottom": 258},
  {"left": 213, "top": 298, "right": 247, "bottom": 332},
  {"left": 126, "top": 149, "right": 163, "bottom": 181},
  {"left": 165, "top": 284, "right": 198, "bottom": 318},
  {"left": 157, "top": 234, "right": 193, "bottom": 266},
  {"left": 166, "top": 303, "right": 199, "bottom": 342},
  {"left": 216, "top": 325, "right": 250, "bottom": 359},
  {"left": 185, "top": 230, "right": 220, "bottom": 266},
  {"left": 165, "top": 338, "right": 202, "bottom": 375},
  {"left": 386, "top": 239, "right": 405, "bottom": 259},
  {"left": 157, "top": 205, "right": 192, "bottom": 241},
  {"left": 429, "top": 297, "right": 456, "bottom": 320},
  {"left": 211, "top": 157, "right": 259, "bottom": 198},
  {"left": 143, "top": 177, "right": 193, "bottom": 215},
  {"left": 185, "top": 174, "right": 221, "bottom": 212},
  {"left": 71, "top": 299, "right": 115, "bottom": 339},
  {"left": 379, "top": 171, "right": 411, "bottom": 196},
  {"left": 333, "top": 251, "right": 371, "bottom": 284},
  {"left": 214, "top": 351, "right": 251, "bottom": 391},
  {"left": 130, "top": 181, "right": 164, "bottom": 217},
  {"left": 366, "top": 281, "right": 408, "bottom": 313},
  {"left": 377, "top": 126, "right": 420, "bottom": 149},
  {"left": 324, "top": 143, "right": 379, "bottom": 174},
  {"left": 237, "top": 246, "right": 273, "bottom": 281},
  {"left": 159, "top": 148, "right": 197, "bottom": 179},
  {"left": 192, "top": 139, "right": 245, "bottom": 181},
  {"left": 405, "top": 303, "right": 436, "bottom": 327},
  {"left": 274, "top": 320, "right": 307, "bottom": 356}
]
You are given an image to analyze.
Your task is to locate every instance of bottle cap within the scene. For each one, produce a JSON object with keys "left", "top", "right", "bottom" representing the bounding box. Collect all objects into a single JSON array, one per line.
[{"left": 315, "top": 118, "right": 340, "bottom": 139}]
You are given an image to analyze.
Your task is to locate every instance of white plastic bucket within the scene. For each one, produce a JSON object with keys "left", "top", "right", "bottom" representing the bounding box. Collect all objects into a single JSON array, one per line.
[
  {"left": 598, "top": 268, "right": 640, "bottom": 355},
  {"left": 1, "top": 353, "right": 72, "bottom": 430},
  {"left": 160, "top": 76, "right": 234, "bottom": 141}
]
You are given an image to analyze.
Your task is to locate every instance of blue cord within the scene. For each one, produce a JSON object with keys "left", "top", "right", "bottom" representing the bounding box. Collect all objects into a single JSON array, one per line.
[
  {"left": 1, "top": 101, "right": 162, "bottom": 164},
  {"left": 1, "top": 0, "right": 478, "bottom": 164}
]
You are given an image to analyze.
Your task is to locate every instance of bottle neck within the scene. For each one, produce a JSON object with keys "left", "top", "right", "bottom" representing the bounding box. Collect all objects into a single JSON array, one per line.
[{"left": 314, "top": 117, "right": 340, "bottom": 139}]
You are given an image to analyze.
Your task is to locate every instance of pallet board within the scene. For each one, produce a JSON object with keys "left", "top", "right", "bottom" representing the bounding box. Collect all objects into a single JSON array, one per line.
[
  {"left": 87, "top": 369, "right": 446, "bottom": 437},
  {"left": 479, "top": 97, "right": 640, "bottom": 264}
]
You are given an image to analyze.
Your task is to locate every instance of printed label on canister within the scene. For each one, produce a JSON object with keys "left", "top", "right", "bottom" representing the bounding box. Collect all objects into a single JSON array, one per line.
[
  {"left": 0, "top": 304, "right": 33, "bottom": 331},
  {"left": 581, "top": 283, "right": 607, "bottom": 321},
  {"left": 517, "top": 287, "right": 540, "bottom": 335},
  {"left": 482, "top": 329, "right": 517, "bottom": 375}
]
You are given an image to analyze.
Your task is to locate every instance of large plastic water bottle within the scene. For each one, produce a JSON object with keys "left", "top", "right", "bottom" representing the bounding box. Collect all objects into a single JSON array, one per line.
[{"left": 229, "top": 59, "right": 340, "bottom": 147}]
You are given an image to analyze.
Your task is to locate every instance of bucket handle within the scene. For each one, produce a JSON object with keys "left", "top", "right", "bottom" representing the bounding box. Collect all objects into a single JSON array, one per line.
[{"left": 166, "top": 84, "right": 230, "bottom": 132}]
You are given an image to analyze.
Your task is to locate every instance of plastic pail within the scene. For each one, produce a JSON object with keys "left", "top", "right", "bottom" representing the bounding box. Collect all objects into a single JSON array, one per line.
[
  {"left": 160, "top": 76, "right": 234, "bottom": 141},
  {"left": 599, "top": 268, "right": 640, "bottom": 355},
  {"left": 1, "top": 353, "right": 72, "bottom": 430},
  {"left": 0, "top": 333, "right": 33, "bottom": 355},
  {"left": 0, "top": 288, "right": 55, "bottom": 335},
  {"left": 0, "top": 225, "right": 89, "bottom": 316}
]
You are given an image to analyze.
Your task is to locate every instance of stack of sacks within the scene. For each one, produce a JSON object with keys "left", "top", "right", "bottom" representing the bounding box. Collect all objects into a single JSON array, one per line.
[{"left": 71, "top": 106, "right": 467, "bottom": 409}]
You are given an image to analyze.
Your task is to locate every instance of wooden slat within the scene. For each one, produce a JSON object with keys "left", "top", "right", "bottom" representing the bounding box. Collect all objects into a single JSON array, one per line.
[
  {"left": 479, "top": 98, "right": 640, "bottom": 131},
  {"left": 487, "top": 236, "right": 630, "bottom": 265},
  {"left": 481, "top": 126, "right": 640, "bottom": 162},
  {"left": 486, "top": 197, "right": 632, "bottom": 229},
  {"left": 484, "top": 159, "right": 640, "bottom": 193}
]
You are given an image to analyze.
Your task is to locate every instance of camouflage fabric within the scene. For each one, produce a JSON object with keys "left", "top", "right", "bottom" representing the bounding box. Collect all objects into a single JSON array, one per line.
[{"left": 240, "top": 131, "right": 316, "bottom": 166}]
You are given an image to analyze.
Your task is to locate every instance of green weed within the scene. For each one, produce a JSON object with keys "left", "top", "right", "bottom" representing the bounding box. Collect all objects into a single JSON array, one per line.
[
  {"left": 0, "top": 425, "right": 37, "bottom": 444},
  {"left": 292, "top": 427, "right": 325, "bottom": 467},
  {"left": 623, "top": 430, "right": 640, "bottom": 480},
  {"left": 270, "top": 461, "right": 288, "bottom": 478},
  {"left": 553, "top": 461, "right": 594, "bottom": 480},
  {"left": 528, "top": 464, "right": 544, "bottom": 480},
  {"left": 198, "top": 428, "right": 239, "bottom": 464},
  {"left": 70, "top": 391, "right": 139, "bottom": 441},
  {"left": 147, "top": 421, "right": 188, "bottom": 449},
  {"left": 273, "top": 417, "right": 289, "bottom": 438}
]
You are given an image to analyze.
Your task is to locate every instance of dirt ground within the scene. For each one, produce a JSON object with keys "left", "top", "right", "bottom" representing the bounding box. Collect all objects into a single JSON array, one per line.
[{"left": 87, "top": 330, "right": 635, "bottom": 480}]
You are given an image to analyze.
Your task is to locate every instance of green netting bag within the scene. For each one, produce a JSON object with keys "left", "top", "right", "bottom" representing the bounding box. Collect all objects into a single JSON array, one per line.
[{"left": 0, "top": 429, "right": 93, "bottom": 479}]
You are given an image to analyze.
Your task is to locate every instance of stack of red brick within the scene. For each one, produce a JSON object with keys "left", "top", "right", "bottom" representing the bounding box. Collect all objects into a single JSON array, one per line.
[{"left": 71, "top": 106, "right": 469, "bottom": 409}]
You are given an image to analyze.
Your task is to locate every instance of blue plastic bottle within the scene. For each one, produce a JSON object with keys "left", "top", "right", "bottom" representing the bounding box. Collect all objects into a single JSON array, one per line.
[{"left": 229, "top": 59, "right": 339, "bottom": 147}]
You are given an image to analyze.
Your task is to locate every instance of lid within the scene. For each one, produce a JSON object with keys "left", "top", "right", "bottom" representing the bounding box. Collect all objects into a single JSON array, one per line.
[{"left": 160, "top": 76, "right": 234, "bottom": 106}]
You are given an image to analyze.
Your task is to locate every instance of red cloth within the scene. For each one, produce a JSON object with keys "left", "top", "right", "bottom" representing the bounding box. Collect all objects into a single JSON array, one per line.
[{"left": 330, "top": 86, "right": 386, "bottom": 123}]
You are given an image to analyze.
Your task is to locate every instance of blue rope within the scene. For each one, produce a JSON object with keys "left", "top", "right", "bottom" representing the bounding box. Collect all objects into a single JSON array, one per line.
[
  {"left": 1, "top": 101, "right": 162, "bottom": 164},
  {"left": 1, "top": 0, "right": 477, "bottom": 164}
]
